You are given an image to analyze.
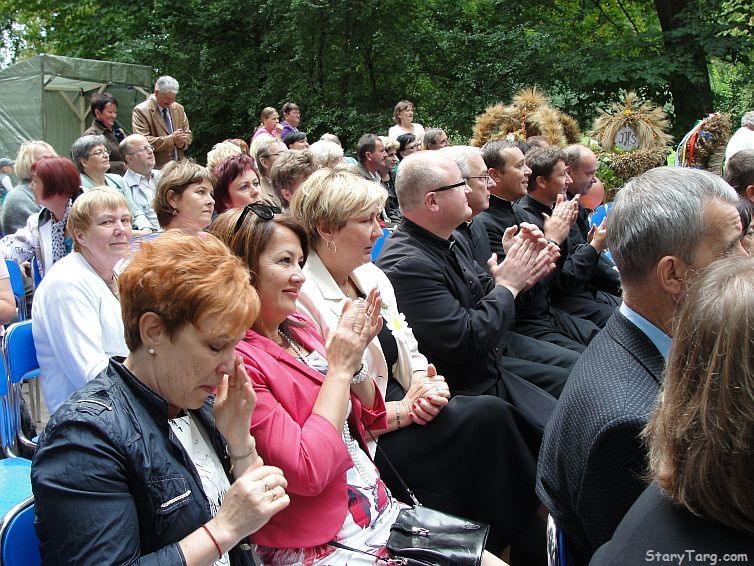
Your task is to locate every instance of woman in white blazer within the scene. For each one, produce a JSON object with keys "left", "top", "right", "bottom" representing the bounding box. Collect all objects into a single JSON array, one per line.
[{"left": 291, "top": 166, "right": 543, "bottom": 555}]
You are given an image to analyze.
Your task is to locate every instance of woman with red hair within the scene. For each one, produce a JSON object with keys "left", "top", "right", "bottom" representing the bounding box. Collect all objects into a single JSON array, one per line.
[{"left": 0, "top": 156, "right": 82, "bottom": 278}]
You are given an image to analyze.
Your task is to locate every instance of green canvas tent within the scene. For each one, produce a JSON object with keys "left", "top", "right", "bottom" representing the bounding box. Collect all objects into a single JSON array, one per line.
[{"left": 0, "top": 54, "right": 152, "bottom": 160}]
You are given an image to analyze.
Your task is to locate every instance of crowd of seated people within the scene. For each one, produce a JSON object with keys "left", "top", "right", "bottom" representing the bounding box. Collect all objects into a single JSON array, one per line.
[{"left": 0, "top": 93, "right": 751, "bottom": 566}]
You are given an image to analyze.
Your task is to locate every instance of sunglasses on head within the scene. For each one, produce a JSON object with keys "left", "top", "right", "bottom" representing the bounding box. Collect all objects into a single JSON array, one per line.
[{"left": 233, "top": 203, "right": 282, "bottom": 234}]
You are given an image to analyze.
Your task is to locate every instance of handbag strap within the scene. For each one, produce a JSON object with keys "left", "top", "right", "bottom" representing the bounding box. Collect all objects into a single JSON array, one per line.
[
  {"left": 328, "top": 540, "right": 409, "bottom": 564},
  {"left": 367, "top": 429, "right": 422, "bottom": 507}
]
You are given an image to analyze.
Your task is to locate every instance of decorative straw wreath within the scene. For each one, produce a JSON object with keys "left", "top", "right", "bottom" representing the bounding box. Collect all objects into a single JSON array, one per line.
[
  {"left": 470, "top": 87, "right": 581, "bottom": 147},
  {"left": 589, "top": 91, "right": 673, "bottom": 198}
]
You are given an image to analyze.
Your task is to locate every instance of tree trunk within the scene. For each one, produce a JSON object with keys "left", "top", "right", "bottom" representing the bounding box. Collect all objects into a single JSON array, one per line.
[{"left": 653, "top": 0, "right": 714, "bottom": 139}]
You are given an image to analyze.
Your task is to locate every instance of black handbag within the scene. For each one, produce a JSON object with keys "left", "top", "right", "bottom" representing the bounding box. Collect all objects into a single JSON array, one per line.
[
  {"left": 386, "top": 504, "right": 489, "bottom": 566},
  {"left": 330, "top": 432, "right": 490, "bottom": 565}
]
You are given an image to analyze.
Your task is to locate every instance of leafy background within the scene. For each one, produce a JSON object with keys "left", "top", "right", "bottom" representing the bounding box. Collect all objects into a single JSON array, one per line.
[{"left": 1, "top": 0, "right": 753, "bottom": 158}]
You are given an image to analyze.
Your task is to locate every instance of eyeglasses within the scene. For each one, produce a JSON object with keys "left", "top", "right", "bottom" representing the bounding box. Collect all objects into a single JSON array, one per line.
[
  {"left": 466, "top": 174, "right": 490, "bottom": 183},
  {"left": 88, "top": 149, "right": 110, "bottom": 158},
  {"left": 126, "top": 145, "right": 154, "bottom": 156},
  {"left": 233, "top": 203, "right": 282, "bottom": 234},
  {"left": 432, "top": 180, "right": 467, "bottom": 193}
]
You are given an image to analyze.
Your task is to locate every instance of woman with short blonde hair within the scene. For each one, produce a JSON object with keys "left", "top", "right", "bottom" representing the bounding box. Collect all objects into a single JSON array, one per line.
[
  {"left": 1, "top": 140, "right": 58, "bottom": 234},
  {"left": 290, "top": 166, "right": 543, "bottom": 554}
]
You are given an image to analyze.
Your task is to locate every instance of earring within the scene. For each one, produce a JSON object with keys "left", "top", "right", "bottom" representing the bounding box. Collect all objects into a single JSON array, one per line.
[
  {"left": 172, "top": 208, "right": 178, "bottom": 216},
  {"left": 326, "top": 240, "right": 337, "bottom": 254},
  {"left": 147, "top": 347, "right": 155, "bottom": 355}
]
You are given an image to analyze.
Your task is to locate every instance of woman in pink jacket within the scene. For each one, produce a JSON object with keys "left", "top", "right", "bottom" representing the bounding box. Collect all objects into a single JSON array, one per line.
[{"left": 211, "top": 205, "right": 507, "bottom": 565}]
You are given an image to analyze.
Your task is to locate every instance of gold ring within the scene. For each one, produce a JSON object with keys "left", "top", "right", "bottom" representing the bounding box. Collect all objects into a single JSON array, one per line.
[
  {"left": 263, "top": 481, "right": 269, "bottom": 492},
  {"left": 272, "top": 488, "right": 278, "bottom": 501}
]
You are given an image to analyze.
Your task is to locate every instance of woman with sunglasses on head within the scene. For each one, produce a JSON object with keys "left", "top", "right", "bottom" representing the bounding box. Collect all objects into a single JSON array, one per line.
[{"left": 210, "top": 204, "right": 508, "bottom": 565}]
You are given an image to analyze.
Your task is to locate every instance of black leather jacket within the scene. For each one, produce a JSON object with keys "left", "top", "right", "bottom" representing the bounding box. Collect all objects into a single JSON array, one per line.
[{"left": 31, "top": 359, "right": 255, "bottom": 565}]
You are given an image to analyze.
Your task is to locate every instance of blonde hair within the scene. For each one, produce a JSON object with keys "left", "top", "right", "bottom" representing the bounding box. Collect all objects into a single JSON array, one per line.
[
  {"left": 288, "top": 166, "right": 386, "bottom": 247},
  {"left": 68, "top": 187, "right": 131, "bottom": 251},
  {"left": 379, "top": 136, "right": 400, "bottom": 152},
  {"left": 153, "top": 160, "right": 214, "bottom": 228},
  {"left": 207, "top": 141, "right": 242, "bottom": 173},
  {"left": 645, "top": 256, "right": 754, "bottom": 535},
  {"left": 15, "top": 141, "right": 58, "bottom": 181},
  {"left": 120, "top": 231, "right": 258, "bottom": 351}
]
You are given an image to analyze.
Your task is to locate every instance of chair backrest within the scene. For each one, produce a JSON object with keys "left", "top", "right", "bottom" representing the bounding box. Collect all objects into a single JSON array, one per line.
[
  {"left": 4, "top": 260, "right": 26, "bottom": 322},
  {"left": 0, "top": 496, "right": 40, "bottom": 566},
  {"left": 371, "top": 228, "right": 391, "bottom": 261},
  {"left": 30, "top": 258, "right": 41, "bottom": 289},
  {"left": 4, "top": 322, "right": 39, "bottom": 386}
]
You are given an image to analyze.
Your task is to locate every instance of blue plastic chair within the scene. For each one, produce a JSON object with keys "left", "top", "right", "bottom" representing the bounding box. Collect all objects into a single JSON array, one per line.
[
  {"left": 0, "top": 496, "right": 40, "bottom": 566},
  {"left": 4, "top": 321, "right": 40, "bottom": 441},
  {"left": 30, "top": 258, "right": 41, "bottom": 289},
  {"left": 4, "top": 261, "right": 27, "bottom": 322},
  {"left": 0, "top": 358, "right": 16, "bottom": 458},
  {"left": 0, "top": 460, "right": 32, "bottom": 524},
  {"left": 371, "top": 228, "right": 391, "bottom": 261}
]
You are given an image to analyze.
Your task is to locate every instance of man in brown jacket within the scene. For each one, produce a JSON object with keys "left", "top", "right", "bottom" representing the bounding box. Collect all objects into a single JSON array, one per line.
[{"left": 132, "top": 76, "right": 192, "bottom": 168}]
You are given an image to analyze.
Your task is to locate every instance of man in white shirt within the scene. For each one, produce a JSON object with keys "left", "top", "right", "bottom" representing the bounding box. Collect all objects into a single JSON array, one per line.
[
  {"left": 121, "top": 134, "right": 161, "bottom": 230},
  {"left": 725, "top": 110, "right": 754, "bottom": 162}
]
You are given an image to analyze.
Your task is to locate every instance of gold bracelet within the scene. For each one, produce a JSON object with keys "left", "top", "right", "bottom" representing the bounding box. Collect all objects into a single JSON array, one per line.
[{"left": 226, "top": 441, "right": 256, "bottom": 473}]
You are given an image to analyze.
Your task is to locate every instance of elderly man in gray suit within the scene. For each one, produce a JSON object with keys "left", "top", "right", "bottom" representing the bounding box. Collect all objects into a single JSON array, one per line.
[{"left": 536, "top": 166, "right": 747, "bottom": 566}]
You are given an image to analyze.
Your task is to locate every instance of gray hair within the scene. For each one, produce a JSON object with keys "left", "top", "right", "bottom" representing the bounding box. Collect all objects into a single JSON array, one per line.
[
  {"left": 423, "top": 128, "right": 446, "bottom": 150},
  {"left": 439, "top": 145, "right": 480, "bottom": 178},
  {"left": 741, "top": 111, "right": 754, "bottom": 128},
  {"left": 309, "top": 139, "right": 344, "bottom": 167},
  {"left": 608, "top": 166, "right": 738, "bottom": 286},
  {"left": 155, "top": 76, "right": 179, "bottom": 94},
  {"left": 71, "top": 134, "right": 107, "bottom": 173},
  {"left": 395, "top": 151, "right": 449, "bottom": 211}
]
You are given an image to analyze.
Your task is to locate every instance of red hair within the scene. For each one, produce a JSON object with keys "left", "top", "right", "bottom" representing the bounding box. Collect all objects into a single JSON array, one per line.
[{"left": 31, "top": 157, "right": 81, "bottom": 199}]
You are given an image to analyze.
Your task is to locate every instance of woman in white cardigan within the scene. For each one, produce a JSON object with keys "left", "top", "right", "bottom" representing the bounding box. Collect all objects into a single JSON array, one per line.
[
  {"left": 291, "top": 167, "right": 542, "bottom": 556},
  {"left": 32, "top": 188, "right": 132, "bottom": 414}
]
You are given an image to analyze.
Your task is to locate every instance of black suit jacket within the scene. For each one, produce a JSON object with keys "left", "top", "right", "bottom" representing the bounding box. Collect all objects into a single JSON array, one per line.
[
  {"left": 536, "top": 310, "right": 666, "bottom": 565},
  {"left": 590, "top": 483, "right": 754, "bottom": 565},
  {"left": 377, "top": 219, "right": 556, "bottom": 432},
  {"left": 376, "top": 219, "right": 515, "bottom": 396}
]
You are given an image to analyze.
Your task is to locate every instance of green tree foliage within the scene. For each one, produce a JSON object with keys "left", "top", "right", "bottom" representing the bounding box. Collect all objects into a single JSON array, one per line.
[{"left": 1, "top": 0, "right": 752, "bottom": 156}]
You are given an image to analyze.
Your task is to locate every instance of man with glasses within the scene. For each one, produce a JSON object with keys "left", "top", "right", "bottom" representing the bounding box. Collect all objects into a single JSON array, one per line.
[
  {"left": 377, "top": 150, "right": 557, "bottom": 434},
  {"left": 121, "top": 134, "right": 161, "bottom": 230},
  {"left": 442, "top": 145, "right": 578, "bottom": 398},
  {"left": 280, "top": 102, "right": 301, "bottom": 142}
]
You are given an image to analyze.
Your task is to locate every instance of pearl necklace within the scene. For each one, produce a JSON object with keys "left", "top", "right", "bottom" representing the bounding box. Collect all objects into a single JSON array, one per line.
[
  {"left": 277, "top": 328, "right": 377, "bottom": 485},
  {"left": 278, "top": 328, "right": 304, "bottom": 359}
]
